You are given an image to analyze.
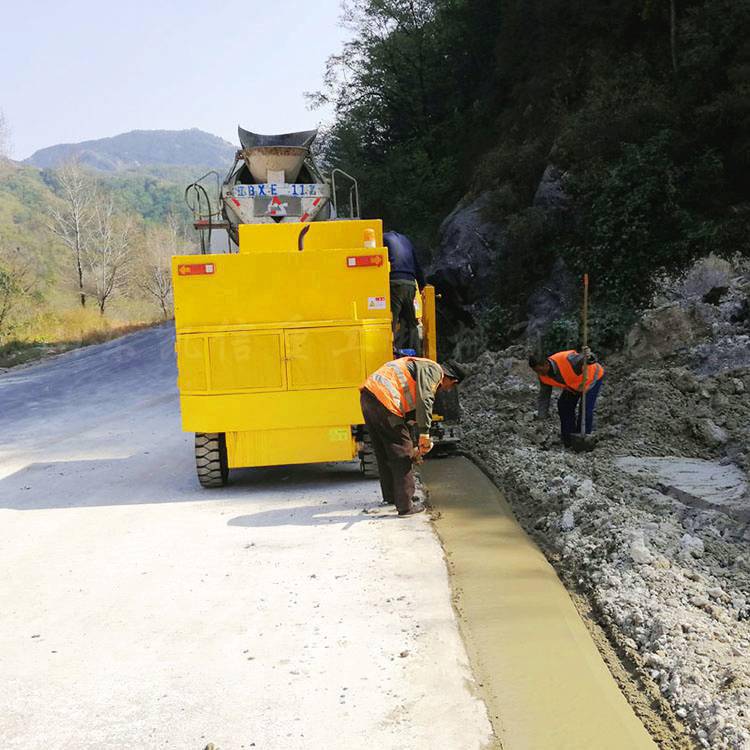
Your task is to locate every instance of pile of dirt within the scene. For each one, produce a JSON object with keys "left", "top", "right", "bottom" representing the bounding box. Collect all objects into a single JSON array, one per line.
[{"left": 457, "top": 260, "right": 750, "bottom": 748}]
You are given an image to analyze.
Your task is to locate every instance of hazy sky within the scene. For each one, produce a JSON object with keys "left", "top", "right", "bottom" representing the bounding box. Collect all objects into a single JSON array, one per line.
[{"left": 1, "top": 0, "right": 350, "bottom": 159}]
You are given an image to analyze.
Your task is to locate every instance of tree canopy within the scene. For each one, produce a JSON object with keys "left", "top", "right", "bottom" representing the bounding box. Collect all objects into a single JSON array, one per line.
[{"left": 316, "top": 0, "right": 750, "bottom": 341}]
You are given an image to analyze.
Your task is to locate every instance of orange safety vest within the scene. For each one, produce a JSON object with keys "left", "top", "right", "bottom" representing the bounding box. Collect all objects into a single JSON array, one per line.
[
  {"left": 363, "top": 357, "right": 435, "bottom": 417},
  {"left": 538, "top": 350, "right": 605, "bottom": 392}
]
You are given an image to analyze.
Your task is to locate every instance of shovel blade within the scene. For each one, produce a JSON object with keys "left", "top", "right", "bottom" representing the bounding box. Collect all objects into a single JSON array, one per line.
[{"left": 569, "top": 434, "right": 596, "bottom": 453}]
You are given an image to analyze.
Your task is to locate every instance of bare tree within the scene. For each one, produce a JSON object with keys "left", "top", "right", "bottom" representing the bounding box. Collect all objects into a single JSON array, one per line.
[
  {"left": 85, "top": 198, "right": 135, "bottom": 315},
  {"left": 47, "top": 161, "right": 96, "bottom": 308},
  {"left": 308, "top": 0, "right": 439, "bottom": 160},
  {"left": 0, "top": 110, "right": 10, "bottom": 160},
  {"left": 670, "top": 0, "right": 678, "bottom": 73},
  {"left": 139, "top": 216, "right": 180, "bottom": 319},
  {"left": 0, "top": 245, "right": 36, "bottom": 337},
  {"left": 641, "top": 0, "right": 678, "bottom": 73}
]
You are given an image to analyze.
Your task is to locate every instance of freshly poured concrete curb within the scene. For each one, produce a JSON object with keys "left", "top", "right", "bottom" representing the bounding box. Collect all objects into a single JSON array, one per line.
[{"left": 422, "top": 457, "right": 656, "bottom": 750}]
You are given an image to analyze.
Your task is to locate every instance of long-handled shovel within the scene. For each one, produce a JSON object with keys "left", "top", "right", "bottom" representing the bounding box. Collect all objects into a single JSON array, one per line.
[{"left": 570, "top": 273, "right": 595, "bottom": 453}]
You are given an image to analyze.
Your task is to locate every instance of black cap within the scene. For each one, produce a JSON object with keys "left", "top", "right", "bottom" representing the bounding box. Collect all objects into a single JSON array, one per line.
[{"left": 441, "top": 359, "right": 467, "bottom": 383}]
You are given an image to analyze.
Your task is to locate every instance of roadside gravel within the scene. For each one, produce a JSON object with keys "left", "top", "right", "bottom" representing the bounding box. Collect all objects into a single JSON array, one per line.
[{"left": 458, "top": 268, "right": 750, "bottom": 749}]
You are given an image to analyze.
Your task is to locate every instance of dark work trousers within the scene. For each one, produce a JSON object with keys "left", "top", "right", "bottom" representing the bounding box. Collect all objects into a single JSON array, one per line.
[
  {"left": 390, "top": 281, "right": 421, "bottom": 354},
  {"left": 557, "top": 377, "right": 604, "bottom": 442},
  {"left": 360, "top": 388, "right": 416, "bottom": 514}
]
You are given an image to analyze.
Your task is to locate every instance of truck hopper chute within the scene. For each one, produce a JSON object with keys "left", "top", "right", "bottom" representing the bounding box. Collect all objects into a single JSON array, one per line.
[{"left": 186, "top": 128, "right": 359, "bottom": 250}]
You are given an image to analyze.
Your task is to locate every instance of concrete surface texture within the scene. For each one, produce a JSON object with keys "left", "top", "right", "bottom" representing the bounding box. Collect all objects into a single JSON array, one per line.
[
  {"left": 0, "top": 325, "right": 491, "bottom": 750},
  {"left": 616, "top": 456, "right": 749, "bottom": 516},
  {"left": 423, "top": 457, "right": 656, "bottom": 750},
  {"left": 461, "top": 340, "right": 750, "bottom": 749}
]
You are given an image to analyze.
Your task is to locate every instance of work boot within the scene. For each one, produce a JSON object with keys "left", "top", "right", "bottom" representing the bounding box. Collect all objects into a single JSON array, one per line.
[{"left": 398, "top": 502, "right": 426, "bottom": 517}]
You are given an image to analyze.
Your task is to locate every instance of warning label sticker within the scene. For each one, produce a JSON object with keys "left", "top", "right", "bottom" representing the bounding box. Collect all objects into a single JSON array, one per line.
[
  {"left": 328, "top": 428, "right": 350, "bottom": 442},
  {"left": 367, "top": 296, "right": 387, "bottom": 310}
]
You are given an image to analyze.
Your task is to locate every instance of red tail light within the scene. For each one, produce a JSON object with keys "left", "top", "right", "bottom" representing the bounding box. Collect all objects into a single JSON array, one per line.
[
  {"left": 346, "top": 255, "right": 383, "bottom": 268},
  {"left": 178, "top": 263, "right": 215, "bottom": 276}
]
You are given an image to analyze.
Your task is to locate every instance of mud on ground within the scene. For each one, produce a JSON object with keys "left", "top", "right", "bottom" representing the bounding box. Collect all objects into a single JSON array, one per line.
[{"left": 458, "top": 262, "right": 750, "bottom": 749}]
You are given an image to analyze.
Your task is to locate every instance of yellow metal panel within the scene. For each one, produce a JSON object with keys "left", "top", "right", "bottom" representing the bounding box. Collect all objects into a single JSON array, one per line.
[
  {"left": 363, "top": 323, "right": 394, "bottom": 376},
  {"left": 208, "top": 332, "right": 285, "bottom": 392},
  {"left": 176, "top": 336, "right": 208, "bottom": 391},
  {"left": 286, "top": 327, "right": 364, "bottom": 390},
  {"left": 414, "top": 284, "right": 423, "bottom": 319},
  {"left": 422, "top": 285, "right": 437, "bottom": 361},
  {"left": 171, "top": 219, "right": 401, "bottom": 470},
  {"left": 226, "top": 426, "right": 356, "bottom": 468},
  {"left": 172, "top": 250, "right": 390, "bottom": 331},
  {"left": 180, "top": 388, "right": 364, "bottom": 433},
  {"left": 238, "top": 219, "right": 383, "bottom": 253}
]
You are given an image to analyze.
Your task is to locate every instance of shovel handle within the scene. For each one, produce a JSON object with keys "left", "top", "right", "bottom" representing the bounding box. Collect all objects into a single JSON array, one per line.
[
  {"left": 582, "top": 273, "right": 589, "bottom": 350},
  {"left": 580, "top": 273, "right": 589, "bottom": 435}
]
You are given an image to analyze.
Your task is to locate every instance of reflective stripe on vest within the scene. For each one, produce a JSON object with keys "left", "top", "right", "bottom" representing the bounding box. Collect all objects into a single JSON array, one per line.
[
  {"left": 538, "top": 350, "right": 604, "bottom": 392},
  {"left": 363, "top": 357, "right": 433, "bottom": 417}
]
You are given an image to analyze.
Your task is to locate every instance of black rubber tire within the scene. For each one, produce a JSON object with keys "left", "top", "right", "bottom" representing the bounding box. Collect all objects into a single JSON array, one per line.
[
  {"left": 358, "top": 427, "right": 379, "bottom": 479},
  {"left": 195, "top": 432, "right": 229, "bottom": 488}
]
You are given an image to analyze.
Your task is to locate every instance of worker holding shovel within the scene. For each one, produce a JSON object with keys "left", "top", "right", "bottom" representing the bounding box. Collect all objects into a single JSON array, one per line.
[
  {"left": 528, "top": 349, "right": 605, "bottom": 449},
  {"left": 529, "top": 274, "right": 605, "bottom": 450}
]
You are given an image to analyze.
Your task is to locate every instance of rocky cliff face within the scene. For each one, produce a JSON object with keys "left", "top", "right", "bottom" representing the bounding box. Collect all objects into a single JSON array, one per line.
[
  {"left": 426, "top": 192, "right": 503, "bottom": 327},
  {"left": 626, "top": 256, "right": 750, "bottom": 373},
  {"left": 525, "top": 166, "right": 574, "bottom": 340},
  {"left": 532, "top": 164, "right": 569, "bottom": 213},
  {"left": 428, "top": 164, "right": 575, "bottom": 346},
  {"left": 423, "top": 192, "right": 506, "bottom": 358}
]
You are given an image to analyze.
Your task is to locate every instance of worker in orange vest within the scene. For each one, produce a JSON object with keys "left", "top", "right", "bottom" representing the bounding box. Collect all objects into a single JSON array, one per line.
[
  {"left": 528, "top": 349, "right": 605, "bottom": 447},
  {"left": 360, "top": 357, "right": 465, "bottom": 515}
]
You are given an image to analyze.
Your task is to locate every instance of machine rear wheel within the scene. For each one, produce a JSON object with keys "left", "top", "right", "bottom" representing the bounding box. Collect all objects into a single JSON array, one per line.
[
  {"left": 195, "top": 432, "right": 229, "bottom": 488},
  {"left": 358, "top": 427, "right": 379, "bottom": 479}
]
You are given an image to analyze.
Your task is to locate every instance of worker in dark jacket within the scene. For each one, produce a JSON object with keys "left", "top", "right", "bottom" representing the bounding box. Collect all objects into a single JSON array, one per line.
[
  {"left": 529, "top": 349, "right": 605, "bottom": 446},
  {"left": 360, "top": 357, "right": 465, "bottom": 515},
  {"left": 383, "top": 231, "right": 426, "bottom": 354}
]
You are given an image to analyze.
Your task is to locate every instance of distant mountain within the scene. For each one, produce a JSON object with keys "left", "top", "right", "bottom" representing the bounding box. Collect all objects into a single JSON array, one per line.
[{"left": 25, "top": 128, "right": 236, "bottom": 172}]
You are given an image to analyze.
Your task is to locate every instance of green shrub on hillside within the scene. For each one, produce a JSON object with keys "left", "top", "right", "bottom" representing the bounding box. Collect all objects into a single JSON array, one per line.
[
  {"left": 316, "top": 0, "right": 750, "bottom": 352},
  {"left": 563, "top": 130, "right": 733, "bottom": 308}
]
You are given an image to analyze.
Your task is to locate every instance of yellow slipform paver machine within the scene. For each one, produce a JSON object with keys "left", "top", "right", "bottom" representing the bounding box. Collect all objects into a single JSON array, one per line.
[{"left": 173, "top": 128, "right": 439, "bottom": 487}]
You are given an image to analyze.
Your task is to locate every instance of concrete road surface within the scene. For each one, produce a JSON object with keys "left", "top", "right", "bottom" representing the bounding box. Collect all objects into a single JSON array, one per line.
[{"left": 0, "top": 325, "right": 491, "bottom": 750}]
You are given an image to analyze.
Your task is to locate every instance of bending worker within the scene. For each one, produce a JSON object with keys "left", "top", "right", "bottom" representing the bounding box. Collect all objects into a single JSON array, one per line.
[
  {"left": 383, "top": 231, "right": 425, "bottom": 354},
  {"left": 528, "top": 349, "right": 605, "bottom": 447},
  {"left": 360, "top": 357, "right": 465, "bottom": 516}
]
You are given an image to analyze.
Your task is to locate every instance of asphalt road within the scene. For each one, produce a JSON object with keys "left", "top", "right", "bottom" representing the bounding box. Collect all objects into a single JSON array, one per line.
[{"left": 0, "top": 325, "right": 491, "bottom": 749}]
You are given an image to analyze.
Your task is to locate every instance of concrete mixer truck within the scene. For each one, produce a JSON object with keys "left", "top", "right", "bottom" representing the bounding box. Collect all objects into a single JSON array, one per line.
[{"left": 172, "top": 127, "right": 445, "bottom": 488}]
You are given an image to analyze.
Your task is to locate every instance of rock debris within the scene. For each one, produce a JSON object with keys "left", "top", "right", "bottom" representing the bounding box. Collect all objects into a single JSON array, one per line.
[{"left": 457, "top": 259, "right": 750, "bottom": 748}]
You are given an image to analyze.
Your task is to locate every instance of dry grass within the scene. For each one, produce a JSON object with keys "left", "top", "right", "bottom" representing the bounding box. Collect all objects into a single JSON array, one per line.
[{"left": 0, "top": 308, "right": 164, "bottom": 369}]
